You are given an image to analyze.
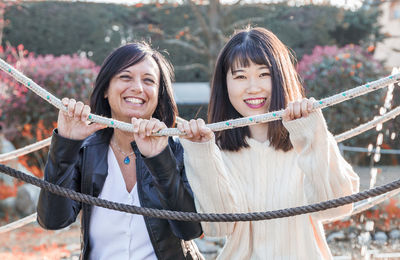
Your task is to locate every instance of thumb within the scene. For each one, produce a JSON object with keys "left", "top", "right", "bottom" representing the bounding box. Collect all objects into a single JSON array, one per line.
[{"left": 87, "top": 123, "right": 107, "bottom": 135}]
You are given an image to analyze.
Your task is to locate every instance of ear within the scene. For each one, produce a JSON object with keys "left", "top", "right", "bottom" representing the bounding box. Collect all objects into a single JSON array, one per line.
[{"left": 104, "top": 90, "right": 108, "bottom": 99}]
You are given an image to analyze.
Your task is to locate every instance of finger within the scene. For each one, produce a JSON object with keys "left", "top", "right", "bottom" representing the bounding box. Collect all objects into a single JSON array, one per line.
[
  {"left": 131, "top": 117, "right": 139, "bottom": 133},
  {"left": 74, "top": 101, "right": 85, "bottom": 121},
  {"left": 153, "top": 121, "right": 167, "bottom": 135},
  {"left": 301, "top": 99, "right": 309, "bottom": 117},
  {"left": 145, "top": 118, "right": 158, "bottom": 136},
  {"left": 293, "top": 101, "right": 301, "bottom": 119},
  {"left": 61, "top": 98, "right": 69, "bottom": 115},
  {"left": 68, "top": 99, "right": 76, "bottom": 118},
  {"left": 197, "top": 119, "right": 213, "bottom": 140},
  {"left": 308, "top": 97, "right": 316, "bottom": 112},
  {"left": 81, "top": 105, "right": 91, "bottom": 122},
  {"left": 87, "top": 123, "right": 107, "bottom": 134},
  {"left": 282, "top": 107, "right": 290, "bottom": 122},
  {"left": 287, "top": 102, "right": 294, "bottom": 121},
  {"left": 183, "top": 121, "right": 193, "bottom": 138},
  {"left": 189, "top": 119, "right": 199, "bottom": 139},
  {"left": 138, "top": 119, "right": 147, "bottom": 138}
]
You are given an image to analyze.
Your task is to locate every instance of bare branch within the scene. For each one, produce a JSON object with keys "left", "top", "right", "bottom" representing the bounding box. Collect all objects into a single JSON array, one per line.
[
  {"left": 164, "top": 39, "right": 208, "bottom": 55},
  {"left": 227, "top": 17, "right": 265, "bottom": 31},
  {"left": 187, "top": 0, "right": 212, "bottom": 44},
  {"left": 174, "top": 63, "right": 209, "bottom": 72}
]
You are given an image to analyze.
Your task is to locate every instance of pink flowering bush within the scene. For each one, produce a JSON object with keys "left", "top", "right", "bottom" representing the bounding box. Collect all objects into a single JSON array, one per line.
[
  {"left": 297, "top": 45, "right": 389, "bottom": 164},
  {"left": 0, "top": 45, "right": 99, "bottom": 143}
]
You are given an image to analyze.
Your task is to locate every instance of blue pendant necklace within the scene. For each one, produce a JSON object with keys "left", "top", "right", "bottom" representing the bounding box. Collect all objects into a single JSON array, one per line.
[{"left": 111, "top": 140, "right": 135, "bottom": 165}]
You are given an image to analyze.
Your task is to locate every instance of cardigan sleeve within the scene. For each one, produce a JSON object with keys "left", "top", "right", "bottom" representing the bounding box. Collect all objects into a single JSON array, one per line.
[
  {"left": 180, "top": 138, "right": 245, "bottom": 237},
  {"left": 283, "top": 110, "right": 360, "bottom": 220}
]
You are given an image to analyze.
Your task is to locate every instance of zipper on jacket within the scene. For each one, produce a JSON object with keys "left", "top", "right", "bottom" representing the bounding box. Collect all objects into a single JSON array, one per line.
[
  {"left": 81, "top": 146, "right": 91, "bottom": 260},
  {"left": 135, "top": 156, "right": 163, "bottom": 260}
]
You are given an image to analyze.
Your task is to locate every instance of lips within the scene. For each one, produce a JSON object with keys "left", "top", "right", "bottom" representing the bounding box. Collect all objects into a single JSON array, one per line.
[{"left": 244, "top": 98, "right": 266, "bottom": 109}]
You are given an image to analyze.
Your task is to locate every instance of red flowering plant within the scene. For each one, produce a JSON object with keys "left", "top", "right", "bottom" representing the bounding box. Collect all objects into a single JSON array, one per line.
[
  {"left": 297, "top": 44, "right": 389, "bottom": 164},
  {"left": 0, "top": 44, "right": 99, "bottom": 173}
]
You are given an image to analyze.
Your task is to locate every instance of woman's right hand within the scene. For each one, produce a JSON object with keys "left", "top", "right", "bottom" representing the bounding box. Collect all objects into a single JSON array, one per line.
[
  {"left": 57, "top": 98, "right": 107, "bottom": 140},
  {"left": 177, "top": 119, "right": 214, "bottom": 143}
]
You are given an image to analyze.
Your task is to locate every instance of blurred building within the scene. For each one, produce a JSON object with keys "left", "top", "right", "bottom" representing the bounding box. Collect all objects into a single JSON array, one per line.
[
  {"left": 172, "top": 82, "right": 210, "bottom": 120},
  {"left": 374, "top": 0, "right": 400, "bottom": 68}
]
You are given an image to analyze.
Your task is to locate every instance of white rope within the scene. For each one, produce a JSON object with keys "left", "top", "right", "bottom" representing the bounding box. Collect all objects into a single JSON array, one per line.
[
  {"left": 0, "top": 212, "right": 37, "bottom": 234},
  {"left": 324, "top": 188, "right": 400, "bottom": 223},
  {"left": 0, "top": 137, "right": 52, "bottom": 163},
  {"left": 339, "top": 145, "right": 400, "bottom": 155},
  {"left": 1, "top": 58, "right": 399, "bottom": 136},
  {"left": 334, "top": 106, "right": 400, "bottom": 143},
  {"left": 1, "top": 105, "right": 400, "bottom": 164}
]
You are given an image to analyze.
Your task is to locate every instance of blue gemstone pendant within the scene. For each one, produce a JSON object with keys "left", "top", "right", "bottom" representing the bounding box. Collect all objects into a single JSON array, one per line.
[{"left": 124, "top": 156, "right": 130, "bottom": 164}]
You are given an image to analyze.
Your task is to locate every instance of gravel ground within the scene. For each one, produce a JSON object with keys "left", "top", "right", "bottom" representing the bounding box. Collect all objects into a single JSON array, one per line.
[{"left": 0, "top": 166, "right": 398, "bottom": 259}]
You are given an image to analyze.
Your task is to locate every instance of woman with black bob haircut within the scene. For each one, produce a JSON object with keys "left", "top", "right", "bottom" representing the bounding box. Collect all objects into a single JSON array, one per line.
[
  {"left": 37, "top": 42, "right": 203, "bottom": 260},
  {"left": 178, "top": 27, "right": 359, "bottom": 259}
]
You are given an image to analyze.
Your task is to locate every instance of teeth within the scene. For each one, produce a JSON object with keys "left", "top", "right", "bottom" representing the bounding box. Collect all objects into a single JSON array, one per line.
[
  {"left": 245, "top": 99, "right": 266, "bottom": 105},
  {"left": 125, "top": 97, "right": 144, "bottom": 104}
]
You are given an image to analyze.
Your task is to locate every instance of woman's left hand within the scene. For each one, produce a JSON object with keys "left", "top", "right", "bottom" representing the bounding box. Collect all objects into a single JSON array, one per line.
[
  {"left": 283, "top": 97, "right": 316, "bottom": 122},
  {"left": 132, "top": 117, "right": 168, "bottom": 157}
]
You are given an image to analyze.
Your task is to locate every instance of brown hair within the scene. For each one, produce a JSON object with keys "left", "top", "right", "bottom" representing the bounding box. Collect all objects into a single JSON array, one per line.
[
  {"left": 90, "top": 42, "right": 177, "bottom": 127},
  {"left": 208, "top": 27, "right": 304, "bottom": 151}
]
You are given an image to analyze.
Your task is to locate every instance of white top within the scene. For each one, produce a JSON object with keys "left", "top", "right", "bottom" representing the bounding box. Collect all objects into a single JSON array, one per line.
[
  {"left": 180, "top": 110, "right": 360, "bottom": 260},
  {"left": 89, "top": 147, "right": 157, "bottom": 260}
]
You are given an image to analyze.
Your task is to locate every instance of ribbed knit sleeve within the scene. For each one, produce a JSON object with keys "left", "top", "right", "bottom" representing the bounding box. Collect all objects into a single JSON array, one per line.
[
  {"left": 180, "top": 138, "right": 244, "bottom": 237},
  {"left": 283, "top": 110, "right": 360, "bottom": 220}
]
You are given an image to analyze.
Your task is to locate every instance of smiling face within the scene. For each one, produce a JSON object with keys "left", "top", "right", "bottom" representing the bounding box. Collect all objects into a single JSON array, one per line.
[
  {"left": 226, "top": 60, "right": 272, "bottom": 118},
  {"left": 105, "top": 56, "right": 160, "bottom": 122}
]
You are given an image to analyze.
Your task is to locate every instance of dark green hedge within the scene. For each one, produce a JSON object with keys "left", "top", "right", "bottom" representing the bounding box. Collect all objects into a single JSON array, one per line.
[{"left": 4, "top": 2, "right": 382, "bottom": 82}]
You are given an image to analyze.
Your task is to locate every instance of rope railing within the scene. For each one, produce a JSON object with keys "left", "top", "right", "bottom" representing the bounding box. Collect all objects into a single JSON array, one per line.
[
  {"left": 0, "top": 163, "right": 399, "bottom": 222},
  {"left": 1, "top": 58, "right": 399, "bottom": 136},
  {"left": 1, "top": 59, "right": 400, "bottom": 225},
  {"left": 2, "top": 104, "right": 400, "bottom": 163},
  {"left": 0, "top": 137, "right": 52, "bottom": 163},
  {"left": 0, "top": 213, "right": 37, "bottom": 234}
]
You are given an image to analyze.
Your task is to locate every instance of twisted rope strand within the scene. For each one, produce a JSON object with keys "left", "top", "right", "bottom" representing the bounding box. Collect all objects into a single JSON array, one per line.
[
  {"left": 0, "top": 163, "right": 399, "bottom": 222},
  {"left": 1, "top": 58, "right": 399, "bottom": 136},
  {"left": 0, "top": 137, "right": 52, "bottom": 163},
  {"left": 2, "top": 105, "right": 400, "bottom": 163},
  {"left": 0, "top": 213, "right": 37, "bottom": 234}
]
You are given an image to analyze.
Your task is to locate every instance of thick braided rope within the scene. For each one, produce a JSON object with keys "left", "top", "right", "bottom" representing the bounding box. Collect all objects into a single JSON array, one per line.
[
  {"left": 1, "top": 58, "right": 399, "bottom": 136},
  {"left": 2, "top": 105, "right": 400, "bottom": 163},
  {"left": 1, "top": 163, "right": 399, "bottom": 222}
]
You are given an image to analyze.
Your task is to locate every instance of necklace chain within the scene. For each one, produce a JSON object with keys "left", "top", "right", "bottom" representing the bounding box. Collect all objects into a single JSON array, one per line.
[{"left": 111, "top": 139, "right": 135, "bottom": 158}]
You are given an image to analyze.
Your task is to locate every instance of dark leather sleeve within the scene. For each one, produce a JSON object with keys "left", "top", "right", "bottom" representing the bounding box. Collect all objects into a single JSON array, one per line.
[
  {"left": 36, "top": 129, "right": 83, "bottom": 230},
  {"left": 143, "top": 138, "right": 203, "bottom": 240}
]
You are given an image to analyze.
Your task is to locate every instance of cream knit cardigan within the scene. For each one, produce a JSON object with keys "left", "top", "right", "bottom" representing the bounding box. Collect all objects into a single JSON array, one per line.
[{"left": 180, "top": 110, "right": 360, "bottom": 260}]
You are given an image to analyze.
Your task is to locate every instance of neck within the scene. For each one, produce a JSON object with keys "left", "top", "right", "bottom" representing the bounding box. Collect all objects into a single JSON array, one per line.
[
  {"left": 249, "top": 123, "right": 269, "bottom": 143},
  {"left": 112, "top": 129, "right": 134, "bottom": 152}
]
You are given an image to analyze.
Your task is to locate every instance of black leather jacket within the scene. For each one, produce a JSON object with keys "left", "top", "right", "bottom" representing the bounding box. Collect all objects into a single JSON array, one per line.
[{"left": 37, "top": 128, "right": 202, "bottom": 259}]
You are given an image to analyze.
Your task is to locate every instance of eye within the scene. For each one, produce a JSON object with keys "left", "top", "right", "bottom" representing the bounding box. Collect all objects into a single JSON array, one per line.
[
  {"left": 119, "top": 75, "right": 131, "bottom": 81},
  {"left": 260, "top": 72, "right": 271, "bottom": 77},
  {"left": 144, "top": 78, "right": 156, "bottom": 84},
  {"left": 233, "top": 75, "right": 246, "bottom": 80}
]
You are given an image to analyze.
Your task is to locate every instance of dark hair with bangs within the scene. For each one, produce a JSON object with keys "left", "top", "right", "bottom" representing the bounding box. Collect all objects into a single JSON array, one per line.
[
  {"left": 90, "top": 42, "right": 177, "bottom": 127},
  {"left": 209, "top": 27, "right": 304, "bottom": 152}
]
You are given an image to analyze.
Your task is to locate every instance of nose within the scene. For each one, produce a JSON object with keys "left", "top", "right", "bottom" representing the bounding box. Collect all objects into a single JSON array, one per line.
[
  {"left": 130, "top": 77, "right": 143, "bottom": 93},
  {"left": 246, "top": 77, "right": 262, "bottom": 93}
]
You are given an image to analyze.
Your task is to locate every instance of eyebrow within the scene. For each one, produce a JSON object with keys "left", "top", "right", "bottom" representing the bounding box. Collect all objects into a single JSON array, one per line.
[
  {"left": 231, "top": 66, "right": 270, "bottom": 75},
  {"left": 119, "top": 70, "right": 157, "bottom": 78}
]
